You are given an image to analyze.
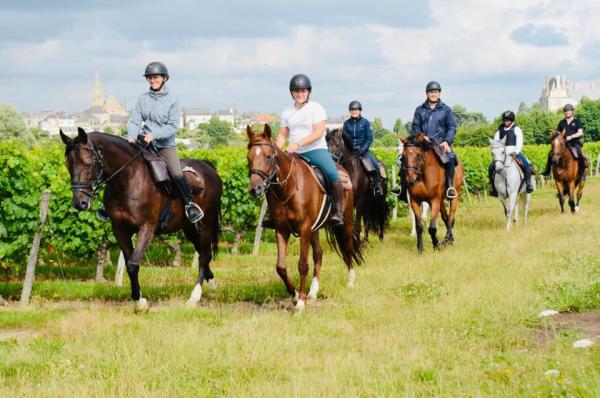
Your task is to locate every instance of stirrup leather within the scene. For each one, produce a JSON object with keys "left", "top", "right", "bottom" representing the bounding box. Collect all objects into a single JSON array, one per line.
[{"left": 185, "top": 202, "right": 204, "bottom": 223}]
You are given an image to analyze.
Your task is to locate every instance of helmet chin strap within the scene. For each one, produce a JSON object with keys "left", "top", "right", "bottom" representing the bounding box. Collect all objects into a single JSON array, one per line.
[{"left": 150, "top": 76, "right": 168, "bottom": 92}]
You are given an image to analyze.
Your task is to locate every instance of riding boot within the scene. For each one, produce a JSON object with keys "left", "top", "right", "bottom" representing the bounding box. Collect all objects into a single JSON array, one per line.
[
  {"left": 444, "top": 162, "right": 457, "bottom": 199},
  {"left": 329, "top": 181, "right": 345, "bottom": 227},
  {"left": 370, "top": 171, "right": 384, "bottom": 197},
  {"left": 525, "top": 166, "right": 534, "bottom": 193},
  {"left": 578, "top": 156, "right": 587, "bottom": 181},
  {"left": 541, "top": 151, "right": 552, "bottom": 176},
  {"left": 174, "top": 176, "right": 204, "bottom": 223},
  {"left": 391, "top": 168, "right": 408, "bottom": 202},
  {"left": 488, "top": 164, "right": 498, "bottom": 197}
]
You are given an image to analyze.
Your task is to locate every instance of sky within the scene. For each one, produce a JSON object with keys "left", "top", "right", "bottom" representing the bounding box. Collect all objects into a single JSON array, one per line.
[{"left": 2, "top": 0, "right": 600, "bottom": 128}]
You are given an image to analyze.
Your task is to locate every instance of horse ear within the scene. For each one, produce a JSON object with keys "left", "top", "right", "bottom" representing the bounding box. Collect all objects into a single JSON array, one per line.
[
  {"left": 263, "top": 123, "right": 272, "bottom": 139},
  {"left": 398, "top": 134, "right": 408, "bottom": 144},
  {"left": 246, "top": 125, "right": 254, "bottom": 140},
  {"left": 77, "top": 127, "right": 88, "bottom": 144},
  {"left": 416, "top": 132, "right": 426, "bottom": 143},
  {"left": 59, "top": 129, "right": 72, "bottom": 145}
]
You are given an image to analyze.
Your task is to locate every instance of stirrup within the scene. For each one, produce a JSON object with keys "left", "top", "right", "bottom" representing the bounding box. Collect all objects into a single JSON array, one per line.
[
  {"left": 185, "top": 202, "right": 204, "bottom": 223},
  {"left": 446, "top": 187, "right": 457, "bottom": 199}
]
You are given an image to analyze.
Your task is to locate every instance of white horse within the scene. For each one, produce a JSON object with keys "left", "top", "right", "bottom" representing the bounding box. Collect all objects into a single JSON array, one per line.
[
  {"left": 490, "top": 138, "right": 534, "bottom": 229},
  {"left": 397, "top": 140, "right": 429, "bottom": 236}
]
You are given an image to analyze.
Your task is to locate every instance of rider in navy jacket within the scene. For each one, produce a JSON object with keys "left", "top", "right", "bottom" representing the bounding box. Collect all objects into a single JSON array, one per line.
[
  {"left": 409, "top": 81, "right": 458, "bottom": 199},
  {"left": 343, "top": 100, "right": 383, "bottom": 196}
]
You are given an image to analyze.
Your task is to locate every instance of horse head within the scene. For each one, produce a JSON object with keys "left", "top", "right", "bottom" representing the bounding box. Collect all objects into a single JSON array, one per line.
[
  {"left": 325, "top": 127, "right": 350, "bottom": 161},
  {"left": 551, "top": 128, "right": 567, "bottom": 164},
  {"left": 60, "top": 127, "right": 104, "bottom": 210},
  {"left": 246, "top": 124, "right": 279, "bottom": 197},
  {"left": 399, "top": 133, "right": 426, "bottom": 185},
  {"left": 489, "top": 137, "right": 508, "bottom": 172}
]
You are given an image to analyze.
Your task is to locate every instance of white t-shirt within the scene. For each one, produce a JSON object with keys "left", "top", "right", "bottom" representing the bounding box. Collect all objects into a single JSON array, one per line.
[{"left": 280, "top": 101, "right": 327, "bottom": 154}]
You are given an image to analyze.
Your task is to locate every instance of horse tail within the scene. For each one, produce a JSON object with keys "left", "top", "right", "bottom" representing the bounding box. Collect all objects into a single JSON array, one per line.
[
  {"left": 363, "top": 190, "right": 391, "bottom": 240},
  {"left": 326, "top": 223, "right": 364, "bottom": 267}
]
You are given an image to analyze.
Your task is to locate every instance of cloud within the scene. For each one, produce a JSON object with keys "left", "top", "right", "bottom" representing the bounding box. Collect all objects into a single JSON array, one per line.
[{"left": 510, "top": 24, "right": 568, "bottom": 47}]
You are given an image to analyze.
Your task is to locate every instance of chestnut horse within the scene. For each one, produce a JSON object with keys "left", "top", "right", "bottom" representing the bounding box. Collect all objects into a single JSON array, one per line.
[
  {"left": 399, "top": 134, "right": 464, "bottom": 253},
  {"left": 326, "top": 128, "right": 389, "bottom": 242},
  {"left": 246, "top": 124, "right": 362, "bottom": 311},
  {"left": 550, "top": 129, "right": 585, "bottom": 213},
  {"left": 61, "top": 128, "right": 222, "bottom": 312}
]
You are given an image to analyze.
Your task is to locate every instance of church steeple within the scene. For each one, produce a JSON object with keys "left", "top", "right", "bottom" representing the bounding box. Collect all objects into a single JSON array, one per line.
[{"left": 91, "top": 72, "right": 104, "bottom": 108}]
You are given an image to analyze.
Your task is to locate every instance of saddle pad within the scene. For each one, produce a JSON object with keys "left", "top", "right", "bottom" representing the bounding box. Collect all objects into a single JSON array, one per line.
[
  {"left": 337, "top": 167, "right": 353, "bottom": 192},
  {"left": 377, "top": 161, "right": 387, "bottom": 179},
  {"left": 512, "top": 157, "right": 525, "bottom": 179},
  {"left": 182, "top": 166, "right": 204, "bottom": 195}
]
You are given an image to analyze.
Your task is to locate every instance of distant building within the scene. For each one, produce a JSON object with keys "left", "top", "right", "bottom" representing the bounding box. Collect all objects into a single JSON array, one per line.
[
  {"left": 181, "top": 106, "right": 238, "bottom": 130},
  {"left": 540, "top": 74, "right": 600, "bottom": 112}
]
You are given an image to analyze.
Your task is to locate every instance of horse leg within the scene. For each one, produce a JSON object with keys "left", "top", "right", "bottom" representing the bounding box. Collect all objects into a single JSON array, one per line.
[
  {"left": 512, "top": 192, "right": 520, "bottom": 226},
  {"left": 274, "top": 230, "right": 297, "bottom": 303},
  {"left": 428, "top": 200, "right": 441, "bottom": 250},
  {"left": 182, "top": 225, "right": 214, "bottom": 306},
  {"left": 354, "top": 207, "right": 363, "bottom": 244},
  {"left": 576, "top": 179, "right": 585, "bottom": 212},
  {"left": 295, "top": 230, "right": 312, "bottom": 311},
  {"left": 410, "top": 199, "right": 424, "bottom": 253},
  {"left": 308, "top": 231, "right": 323, "bottom": 301},
  {"left": 127, "top": 224, "right": 156, "bottom": 313},
  {"left": 568, "top": 181, "right": 577, "bottom": 213},
  {"left": 440, "top": 201, "right": 451, "bottom": 245},
  {"left": 523, "top": 193, "right": 531, "bottom": 225},
  {"left": 555, "top": 180, "right": 565, "bottom": 212}
]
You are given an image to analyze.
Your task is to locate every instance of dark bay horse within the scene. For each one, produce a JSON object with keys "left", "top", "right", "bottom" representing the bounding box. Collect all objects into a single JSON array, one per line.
[
  {"left": 399, "top": 134, "right": 464, "bottom": 253},
  {"left": 60, "top": 128, "right": 222, "bottom": 312},
  {"left": 550, "top": 129, "right": 585, "bottom": 213},
  {"left": 246, "top": 124, "right": 362, "bottom": 312},
  {"left": 326, "top": 128, "right": 389, "bottom": 242}
]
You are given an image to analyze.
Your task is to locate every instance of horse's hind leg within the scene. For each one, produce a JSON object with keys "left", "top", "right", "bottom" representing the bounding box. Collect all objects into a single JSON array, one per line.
[
  {"left": 523, "top": 193, "right": 531, "bottom": 225},
  {"left": 308, "top": 231, "right": 323, "bottom": 301},
  {"left": 443, "top": 197, "right": 459, "bottom": 245},
  {"left": 182, "top": 225, "right": 214, "bottom": 306},
  {"left": 568, "top": 181, "right": 577, "bottom": 213},
  {"left": 410, "top": 199, "right": 424, "bottom": 253},
  {"left": 576, "top": 180, "right": 585, "bottom": 211}
]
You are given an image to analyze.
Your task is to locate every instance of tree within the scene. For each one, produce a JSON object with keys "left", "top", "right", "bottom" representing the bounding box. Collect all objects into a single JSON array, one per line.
[
  {"left": 0, "top": 104, "right": 34, "bottom": 143},
  {"left": 393, "top": 118, "right": 406, "bottom": 136},
  {"left": 371, "top": 117, "right": 390, "bottom": 140},
  {"left": 453, "top": 123, "right": 495, "bottom": 147},
  {"left": 452, "top": 104, "right": 487, "bottom": 127},
  {"left": 198, "top": 116, "right": 235, "bottom": 147},
  {"left": 575, "top": 97, "right": 600, "bottom": 142},
  {"left": 516, "top": 109, "right": 561, "bottom": 144},
  {"left": 518, "top": 102, "right": 529, "bottom": 113}
]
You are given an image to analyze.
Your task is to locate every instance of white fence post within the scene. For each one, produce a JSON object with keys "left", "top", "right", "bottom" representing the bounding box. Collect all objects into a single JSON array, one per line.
[{"left": 391, "top": 165, "right": 398, "bottom": 221}]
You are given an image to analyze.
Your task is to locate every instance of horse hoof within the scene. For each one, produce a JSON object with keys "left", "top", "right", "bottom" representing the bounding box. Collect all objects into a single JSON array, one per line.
[
  {"left": 347, "top": 269, "right": 356, "bottom": 288},
  {"left": 574, "top": 206, "right": 580, "bottom": 214},
  {"left": 292, "top": 290, "right": 300, "bottom": 305},
  {"left": 187, "top": 283, "right": 202, "bottom": 307},
  {"left": 134, "top": 298, "right": 149, "bottom": 314},
  {"left": 206, "top": 279, "right": 217, "bottom": 290},
  {"left": 294, "top": 299, "right": 305, "bottom": 312},
  {"left": 308, "top": 278, "right": 319, "bottom": 300}
]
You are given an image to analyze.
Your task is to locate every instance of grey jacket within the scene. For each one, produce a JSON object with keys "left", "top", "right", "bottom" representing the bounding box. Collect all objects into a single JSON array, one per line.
[{"left": 127, "top": 88, "right": 180, "bottom": 148}]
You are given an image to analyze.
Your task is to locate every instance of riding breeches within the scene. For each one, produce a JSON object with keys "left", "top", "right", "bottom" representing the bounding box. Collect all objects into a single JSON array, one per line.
[
  {"left": 362, "top": 150, "right": 379, "bottom": 170},
  {"left": 158, "top": 147, "right": 183, "bottom": 179},
  {"left": 300, "top": 148, "right": 341, "bottom": 183}
]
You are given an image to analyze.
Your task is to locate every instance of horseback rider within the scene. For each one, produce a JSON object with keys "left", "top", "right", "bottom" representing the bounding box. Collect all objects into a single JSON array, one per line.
[
  {"left": 394, "top": 81, "right": 458, "bottom": 200},
  {"left": 126, "top": 61, "right": 203, "bottom": 223},
  {"left": 276, "top": 73, "right": 344, "bottom": 226},
  {"left": 342, "top": 100, "right": 384, "bottom": 196},
  {"left": 488, "top": 110, "right": 534, "bottom": 196},
  {"left": 541, "top": 103, "right": 588, "bottom": 181}
]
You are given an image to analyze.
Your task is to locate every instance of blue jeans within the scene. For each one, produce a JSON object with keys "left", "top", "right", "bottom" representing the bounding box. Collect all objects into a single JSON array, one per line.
[
  {"left": 300, "top": 149, "right": 340, "bottom": 183},
  {"left": 516, "top": 152, "right": 530, "bottom": 168}
]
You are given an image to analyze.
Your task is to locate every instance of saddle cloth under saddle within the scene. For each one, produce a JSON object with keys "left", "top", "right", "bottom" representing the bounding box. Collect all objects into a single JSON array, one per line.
[
  {"left": 359, "top": 156, "right": 388, "bottom": 179},
  {"left": 296, "top": 155, "right": 352, "bottom": 194}
]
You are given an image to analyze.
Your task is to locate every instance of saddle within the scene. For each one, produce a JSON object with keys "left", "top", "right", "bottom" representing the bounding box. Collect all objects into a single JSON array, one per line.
[
  {"left": 430, "top": 141, "right": 451, "bottom": 165},
  {"left": 359, "top": 156, "right": 387, "bottom": 179},
  {"left": 297, "top": 155, "right": 352, "bottom": 194}
]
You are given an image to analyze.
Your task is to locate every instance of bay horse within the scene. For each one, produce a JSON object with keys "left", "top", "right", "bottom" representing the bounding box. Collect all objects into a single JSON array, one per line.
[
  {"left": 550, "top": 129, "right": 585, "bottom": 213},
  {"left": 60, "top": 128, "right": 222, "bottom": 312},
  {"left": 246, "top": 124, "right": 362, "bottom": 312},
  {"left": 325, "top": 128, "right": 389, "bottom": 243},
  {"left": 399, "top": 133, "right": 464, "bottom": 253},
  {"left": 490, "top": 138, "right": 533, "bottom": 229}
]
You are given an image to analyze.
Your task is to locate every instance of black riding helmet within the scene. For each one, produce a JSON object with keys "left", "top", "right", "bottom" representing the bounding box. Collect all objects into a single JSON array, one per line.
[
  {"left": 348, "top": 100, "right": 362, "bottom": 110},
  {"left": 289, "top": 74, "right": 312, "bottom": 91},
  {"left": 563, "top": 103, "right": 575, "bottom": 112},
  {"left": 425, "top": 81, "right": 442, "bottom": 92},
  {"left": 502, "top": 110, "right": 515, "bottom": 121},
  {"left": 144, "top": 62, "right": 169, "bottom": 80}
]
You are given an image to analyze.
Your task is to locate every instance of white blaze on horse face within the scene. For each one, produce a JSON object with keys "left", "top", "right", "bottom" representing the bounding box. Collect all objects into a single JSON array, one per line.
[{"left": 254, "top": 147, "right": 261, "bottom": 156}]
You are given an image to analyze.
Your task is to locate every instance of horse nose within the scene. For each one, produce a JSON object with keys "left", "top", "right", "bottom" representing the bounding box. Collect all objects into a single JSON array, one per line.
[
  {"left": 73, "top": 198, "right": 89, "bottom": 210},
  {"left": 249, "top": 185, "right": 263, "bottom": 197}
]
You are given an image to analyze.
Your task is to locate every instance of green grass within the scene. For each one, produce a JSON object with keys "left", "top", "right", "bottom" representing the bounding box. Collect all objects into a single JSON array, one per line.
[{"left": 1, "top": 179, "right": 600, "bottom": 397}]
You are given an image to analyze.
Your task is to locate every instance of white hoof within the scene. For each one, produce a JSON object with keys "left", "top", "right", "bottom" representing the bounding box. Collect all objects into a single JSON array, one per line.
[
  {"left": 295, "top": 299, "right": 305, "bottom": 312},
  {"left": 134, "top": 297, "right": 149, "bottom": 313},
  {"left": 308, "top": 278, "right": 319, "bottom": 300},
  {"left": 575, "top": 206, "right": 580, "bottom": 213},
  {"left": 187, "top": 283, "right": 202, "bottom": 307},
  {"left": 206, "top": 278, "right": 217, "bottom": 290},
  {"left": 292, "top": 290, "right": 300, "bottom": 304},
  {"left": 347, "top": 269, "right": 356, "bottom": 288}
]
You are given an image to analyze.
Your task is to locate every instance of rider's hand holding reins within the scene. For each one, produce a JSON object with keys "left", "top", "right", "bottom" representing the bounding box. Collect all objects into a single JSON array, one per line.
[
  {"left": 287, "top": 143, "right": 299, "bottom": 153},
  {"left": 144, "top": 133, "right": 154, "bottom": 143},
  {"left": 440, "top": 141, "right": 451, "bottom": 153}
]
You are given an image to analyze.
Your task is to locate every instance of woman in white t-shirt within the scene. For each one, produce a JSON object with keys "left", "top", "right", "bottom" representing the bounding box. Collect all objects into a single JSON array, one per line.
[{"left": 276, "top": 73, "right": 344, "bottom": 226}]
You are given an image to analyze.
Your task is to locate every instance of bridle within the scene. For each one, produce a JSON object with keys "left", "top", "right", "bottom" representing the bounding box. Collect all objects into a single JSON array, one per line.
[
  {"left": 327, "top": 132, "right": 359, "bottom": 165},
  {"left": 248, "top": 141, "right": 294, "bottom": 194},
  {"left": 403, "top": 143, "right": 426, "bottom": 180},
  {"left": 68, "top": 139, "right": 143, "bottom": 198},
  {"left": 551, "top": 134, "right": 567, "bottom": 163}
]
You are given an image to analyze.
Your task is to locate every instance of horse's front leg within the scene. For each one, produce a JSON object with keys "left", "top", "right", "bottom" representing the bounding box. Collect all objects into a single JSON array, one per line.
[
  {"left": 506, "top": 192, "right": 518, "bottom": 229},
  {"left": 555, "top": 181, "right": 565, "bottom": 212},
  {"left": 523, "top": 193, "right": 531, "bottom": 225},
  {"left": 428, "top": 199, "right": 441, "bottom": 250},
  {"left": 274, "top": 229, "right": 296, "bottom": 302},
  {"left": 410, "top": 199, "right": 424, "bottom": 253},
  {"left": 295, "top": 229, "right": 312, "bottom": 312},
  {"left": 567, "top": 181, "right": 577, "bottom": 213},
  {"left": 128, "top": 223, "right": 156, "bottom": 313},
  {"left": 353, "top": 207, "right": 363, "bottom": 244}
]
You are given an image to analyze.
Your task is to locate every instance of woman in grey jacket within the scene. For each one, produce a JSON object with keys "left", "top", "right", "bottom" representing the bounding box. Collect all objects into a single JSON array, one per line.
[{"left": 127, "top": 62, "right": 203, "bottom": 223}]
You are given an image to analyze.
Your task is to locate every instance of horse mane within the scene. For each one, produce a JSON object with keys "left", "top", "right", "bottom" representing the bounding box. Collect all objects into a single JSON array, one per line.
[
  {"left": 64, "top": 132, "right": 135, "bottom": 155},
  {"left": 340, "top": 130, "right": 354, "bottom": 152},
  {"left": 406, "top": 134, "right": 430, "bottom": 151}
]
